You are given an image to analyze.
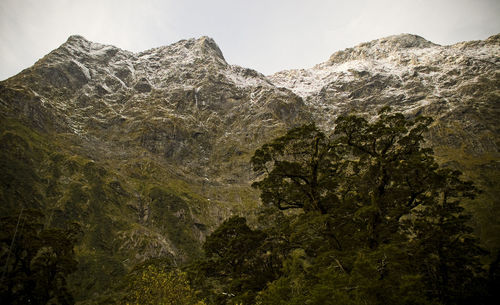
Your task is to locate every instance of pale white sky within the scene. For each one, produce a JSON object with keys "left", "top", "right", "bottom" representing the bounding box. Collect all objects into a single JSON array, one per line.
[{"left": 0, "top": 0, "right": 499, "bottom": 80}]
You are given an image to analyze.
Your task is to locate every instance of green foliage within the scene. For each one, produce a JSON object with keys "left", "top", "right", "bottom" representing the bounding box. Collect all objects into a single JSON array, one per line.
[
  {"left": 242, "top": 110, "right": 489, "bottom": 304},
  {"left": 123, "top": 264, "right": 205, "bottom": 305},
  {"left": 333, "top": 111, "right": 440, "bottom": 248},
  {"left": 0, "top": 209, "right": 79, "bottom": 305},
  {"left": 193, "top": 216, "right": 275, "bottom": 304},
  {"left": 186, "top": 216, "right": 288, "bottom": 305},
  {"left": 1, "top": 109, "right": 495, "bottom": 304},
  {"left": 406, "top": 168, "right": 486, "bottom": 304},
  {"left": 257, "top": 245, "right": 433, "bottom": 305},
  {"left": 251, "top": 123, "right": 340, "bottom": 213},
  {"left": 203, "top": 217, "right": 265, "bottom": 269},
  {"left": 148, "top": 186, "right": 202, "bottom": 258}
]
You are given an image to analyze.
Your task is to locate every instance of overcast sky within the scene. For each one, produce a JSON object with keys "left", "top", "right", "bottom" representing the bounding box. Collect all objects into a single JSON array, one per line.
[{"left": 1, "top": 0, "right": 499, "bottom": 80}]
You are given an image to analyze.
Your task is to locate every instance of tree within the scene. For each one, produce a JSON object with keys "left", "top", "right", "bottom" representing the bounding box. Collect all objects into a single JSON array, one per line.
[
  {"left": 251, "top": 124, "right": 342, "bottom": 214},
  {"left": 332, "top": 109, "right": 439, "bottom": 248},
  {"left": 198, "top": 216, "right": 276, "bottom": 305},
  {"left": 257, "top": 244, "right": 432, "bottom": 305},
  {"left": 251, "top": 109, "right": 487, "bottom": 304},
  {"left": 252, "top": 110, "right": 438, "bottom": 247},
  {"left": 124, "top": 264, "right": 205, "bottom": 305},
  {"left": 203, "top": 217, "right": 264, "bottom": 273},
  {"left": 407, "top": 168, "right": 485, "bottom": 304},
  {"left": 0, "top": 209, "right": 80, "bottom": 305}
]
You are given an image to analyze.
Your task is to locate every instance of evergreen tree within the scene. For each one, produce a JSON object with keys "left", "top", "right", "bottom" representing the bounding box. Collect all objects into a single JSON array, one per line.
[
  {"left": 407, "top": 168, "right": 485, "bottom": 304},
  {"left": 124, "top": 265, "right": 205, "bottom": 305},
  {"left": 332, "top": 108, "right": 437, "bottom": 248},
  {"left": 0, "top": 209, "right": 79, "bottom": 305},
  {"left": 192, "top": 110, "right": 487, "bottom": 305},
  {"left": 250, "top": 109, "right": 486, "bottom": 304},
  {"left": 196, "top": 216, "right": 278, "bottom": 305},
  {"left": 251, "top": 124, "right": 342, "bottom": 214}
]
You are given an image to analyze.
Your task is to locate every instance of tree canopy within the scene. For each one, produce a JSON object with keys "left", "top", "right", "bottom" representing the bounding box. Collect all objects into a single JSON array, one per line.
[
  {"left": 124, "top": 264, "right": 206, "bottom": 305},
  {"left": 0, "top": 209, "right": 80, "bottom": 305},
  {"left": 190, "top": 110, "right": 492, "bottom": 305}
]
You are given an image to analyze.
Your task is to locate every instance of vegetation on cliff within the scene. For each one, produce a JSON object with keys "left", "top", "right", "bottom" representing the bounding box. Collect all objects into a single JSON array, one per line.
[
  {"left": 183, "top": 110, "right": 497, "bottom": 305},
  {"left": 1, "top": 110, "right": 499, "bottom": 304},
  {"left": 1, "top": 33, "right": 499, "bottom": 304}
]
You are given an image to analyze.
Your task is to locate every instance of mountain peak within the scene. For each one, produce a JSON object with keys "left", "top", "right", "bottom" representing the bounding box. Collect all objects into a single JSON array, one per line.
[
  {"left": 137, "top": 36, "right": 226, "bottom": 65},
  {"left": 194, "top": 36, "right": 225, "bottom": 61},
  {"left": 63, "top": 34, "right": 93, "bottom": 49},
  {"left": 328, "top": 33, "right": 438, "bottom": 64},
  {"left": 66, "top": 34, "right": 89, "bottom": 43},
  {"left": 372, "top": 33, "right": 438, "bottom": 49}
]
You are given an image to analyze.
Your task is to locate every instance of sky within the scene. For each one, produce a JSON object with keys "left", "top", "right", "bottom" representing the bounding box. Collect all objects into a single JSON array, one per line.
[{"left": 0, "top": 0, "right": 499, "bottom": 80}]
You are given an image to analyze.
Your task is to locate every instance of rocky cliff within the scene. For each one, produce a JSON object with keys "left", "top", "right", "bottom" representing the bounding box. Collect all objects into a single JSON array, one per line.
[
  {"left": 271, "top": 33, "right": 500, "bottom": 251},
  {"left": 1, "top": 33, "right": 498, "bottom": 301}
]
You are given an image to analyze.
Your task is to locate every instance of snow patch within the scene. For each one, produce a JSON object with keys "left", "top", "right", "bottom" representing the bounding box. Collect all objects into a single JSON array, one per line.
[
  {"left": 224, "top": 66, "right": 272, "bottom": 89},
  {"left": 71, "top": 60, "right": 91, "bottom": 80}
]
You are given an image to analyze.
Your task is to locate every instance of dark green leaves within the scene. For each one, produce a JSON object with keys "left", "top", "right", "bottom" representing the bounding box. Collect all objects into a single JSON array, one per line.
[
  {"left": 0, "top": 210, "right": 79, "bottom": 305},
  {"left": 251, "top": 123, "right": 340, "bottom": 213},
  {"left": 246, "top": 110, "right": 487, "bottom": 304}
]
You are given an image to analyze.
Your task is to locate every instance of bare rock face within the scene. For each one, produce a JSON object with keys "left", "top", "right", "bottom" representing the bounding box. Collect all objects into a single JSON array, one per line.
[
  {"left": 269, "top": 33, "right": 499, "bottom": 154},
  {"left": 0, "top": 35, "right": 311, "bottom": 296},
  {"left": 269, "top": 33, "right": 500, "bottom": 256},
  {"left": 1, "top": 33, "right": 499, "bottom": 300},
  {"left": 1, "top": 35, "right": 309, "bottom": 181}
]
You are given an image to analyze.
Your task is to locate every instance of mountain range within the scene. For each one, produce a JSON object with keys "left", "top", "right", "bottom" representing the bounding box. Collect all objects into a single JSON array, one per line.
[{"left": 1, "top": 33, "right": 498, "bottom": 302}]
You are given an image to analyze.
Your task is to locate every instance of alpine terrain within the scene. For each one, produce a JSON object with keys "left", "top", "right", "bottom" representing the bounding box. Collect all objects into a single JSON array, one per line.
[{"left": 1, "top": 33, "right": 499, "bottom": 304}]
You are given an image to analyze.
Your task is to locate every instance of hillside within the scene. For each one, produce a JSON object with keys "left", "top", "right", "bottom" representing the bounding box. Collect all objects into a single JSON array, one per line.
[{"left": 0, "top": 33, "right": 499, "bottom": 302}]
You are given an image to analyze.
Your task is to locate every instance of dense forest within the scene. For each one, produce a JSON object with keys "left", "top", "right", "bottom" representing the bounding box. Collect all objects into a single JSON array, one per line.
[{"left": 1, "top": 110, "right": 499, "bottom": 304}]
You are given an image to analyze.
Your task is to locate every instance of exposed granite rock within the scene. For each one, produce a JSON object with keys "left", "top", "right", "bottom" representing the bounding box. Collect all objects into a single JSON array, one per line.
[{"left": 1, "top": 33, "right": 499, "bottom": 301}]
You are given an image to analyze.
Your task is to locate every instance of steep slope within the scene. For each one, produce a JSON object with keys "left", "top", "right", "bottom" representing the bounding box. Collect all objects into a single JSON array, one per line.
[
  {"left": 1, "top": 35, "right": 308, "bottom": 179},
  {"left": 1, "top": 33, "right": 499, "bottom": 302},
  {"left": 270, "top": 33, "right": 500, "bottom": 252},
  {"left": 0, "top": 35, "right": 309, "bottom": 300},
  {"left": 271, "top": 33, "right": 498, "bottom": 128}
]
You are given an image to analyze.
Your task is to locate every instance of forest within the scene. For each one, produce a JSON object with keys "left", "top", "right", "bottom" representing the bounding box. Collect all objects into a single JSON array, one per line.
[{"left": 1, "top": 109, "right": 499, "bottom": 305}]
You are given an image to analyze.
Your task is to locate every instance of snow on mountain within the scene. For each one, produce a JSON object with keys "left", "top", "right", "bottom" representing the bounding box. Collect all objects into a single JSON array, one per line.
[
  {"left": 1, "top": 33, "right": 498, "bottom": 300},
  {"left": 269, "top": 33, "right": 500, "bottom": 131}
]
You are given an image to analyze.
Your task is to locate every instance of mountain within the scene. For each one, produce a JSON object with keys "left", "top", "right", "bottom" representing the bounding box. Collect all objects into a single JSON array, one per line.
[
  {"left": 271, "top": 33, "right": 500, "bottom": 251},
  {"left": 1, "top": 33, "right": 499, "bottom": 302}
]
